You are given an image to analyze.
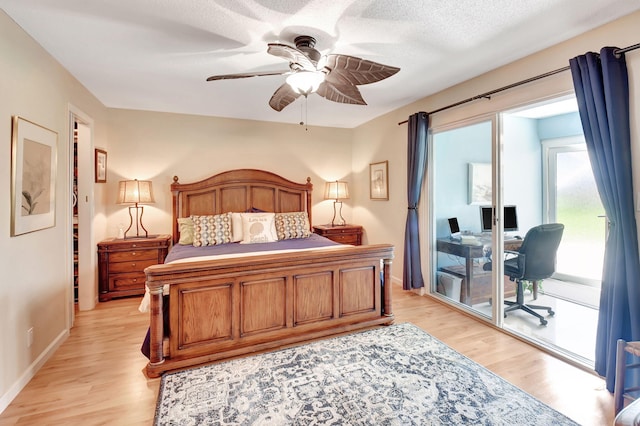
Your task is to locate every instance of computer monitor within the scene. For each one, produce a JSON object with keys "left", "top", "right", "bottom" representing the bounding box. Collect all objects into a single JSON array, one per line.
[
  {"left": 448, "top": 217, "right": 460, "bottom": 236},
  {"left": 480, "top": 206, "right": 492, "bottom": 232},
  {"left": 480, "top": 205, "right": 518, "bottom": 232},
  {"left": 503, "top": 205, "right": 518, "bottom": 232}
]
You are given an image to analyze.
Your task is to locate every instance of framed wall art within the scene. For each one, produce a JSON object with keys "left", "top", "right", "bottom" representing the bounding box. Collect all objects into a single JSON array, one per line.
[
  {"left": 468, "top": 162, "right": 492, "bottom": 205},
  {"left": 370, "top": 160, "right": 389, "bottom": 200},
  {"left": 11, "top": 116, "right": 58, "bottom": 236},
  {"left": 95, "top": 148, "right": 107, "bottom": 183}
]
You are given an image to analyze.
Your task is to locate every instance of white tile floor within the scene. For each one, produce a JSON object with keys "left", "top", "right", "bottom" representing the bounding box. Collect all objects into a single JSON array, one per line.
[{"left": 472, "top": 279, "right": 599, "bottom": 366}]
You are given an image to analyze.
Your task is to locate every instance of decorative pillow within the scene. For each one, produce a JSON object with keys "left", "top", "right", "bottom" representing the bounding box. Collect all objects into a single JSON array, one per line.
[
  {"left": 191, "top": 213, "right": 232, "bottom": 247},
  {"left": 275, "top": 212, "right": 311, "bottom": 240},
  {"left": 240, "top": 212, "right": 278, "bottom": 244},
  {"left": 231, "top": 212, "right": 243, "bottom": 242},
  {"left": 177, "top": 217, "right": 194, "bottom": 245}
]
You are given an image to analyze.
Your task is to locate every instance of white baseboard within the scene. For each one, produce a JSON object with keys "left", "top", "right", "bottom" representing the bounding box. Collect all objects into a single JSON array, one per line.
[{"left": 0, "top": 328, "right": 69, "bottom": 414}]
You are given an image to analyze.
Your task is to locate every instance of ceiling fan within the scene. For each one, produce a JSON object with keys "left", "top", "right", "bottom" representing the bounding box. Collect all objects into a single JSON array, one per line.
[{"left": 206, "top": 35, "right": 400, "bottom": 112}]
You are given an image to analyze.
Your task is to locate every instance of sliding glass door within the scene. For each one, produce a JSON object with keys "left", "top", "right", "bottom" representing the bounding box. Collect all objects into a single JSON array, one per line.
[
  {"left": 544, "top": 140, "right": 605, "bottom": 286},
  {"left": 429, "top": 95, "right": 600, "bottom": 367},
  {"left": 431, "top": 118, "right": 501, "bottom": 323}
]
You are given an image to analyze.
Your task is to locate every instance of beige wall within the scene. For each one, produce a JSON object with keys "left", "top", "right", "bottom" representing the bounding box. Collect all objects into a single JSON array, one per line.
[
  {"left": 0, "top": 10, "right": 109, "bottom": 410},
  {"left": 104, "top": 109, "right": 354, "bottom": 238},
  {"left": 352, "top": 10, "right": 640, "bottom": 285}
]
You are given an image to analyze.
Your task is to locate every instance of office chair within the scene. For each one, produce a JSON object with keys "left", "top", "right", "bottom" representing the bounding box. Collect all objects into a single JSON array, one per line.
[
  {"left": 484, "top": 223, "right": 564, "bottom": 325},
  {"left": 614, "top": 339, "right": 640, "bottom": 415}
]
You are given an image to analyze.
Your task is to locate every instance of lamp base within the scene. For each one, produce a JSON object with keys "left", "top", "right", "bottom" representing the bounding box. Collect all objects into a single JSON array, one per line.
[
  {"left": 123, "top": 204, "right": 149, "bottom": 239},
  {"left": 330, "top": 201, "right": 346, "bottom": 227}
]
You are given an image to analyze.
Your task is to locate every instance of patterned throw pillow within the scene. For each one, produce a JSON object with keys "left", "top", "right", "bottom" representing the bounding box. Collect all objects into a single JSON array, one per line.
[
  {"left": 191, "top": 213, "right": 232, "bottom": 247},
  {"left": 240, "top": 213, "right": 278, "bottom": 244},
  {"left": 177, "top": 217, "right": 194, "bottom": 245},
  {"left": 274, "top": 212, "right": 311, "bottom": 240}
]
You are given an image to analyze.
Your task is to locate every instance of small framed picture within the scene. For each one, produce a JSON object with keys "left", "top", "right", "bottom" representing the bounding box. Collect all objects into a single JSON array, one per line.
[
  {"left": 11, "top": 116, "right": 58, "bottom": 236},
  {"left": 468, "top": 162, "right": 491, "bottom": 204},
  {"left": 95, "top": 149, "right": 107, "bottom": 183},
  {"left": 370, "top": 160, "right": 389, "bottom": 200}
]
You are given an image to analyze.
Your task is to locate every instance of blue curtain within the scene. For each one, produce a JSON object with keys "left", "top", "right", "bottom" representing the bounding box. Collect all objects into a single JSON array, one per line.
[
  {"left": 570, "top": 47, "right": 640, "bottom": 392},
  {"left": 403, "top": 112, "right": 429, "bottom": 290}
]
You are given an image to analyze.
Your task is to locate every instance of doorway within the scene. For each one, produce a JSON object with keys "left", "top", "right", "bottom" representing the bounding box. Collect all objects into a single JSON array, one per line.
[{"left": 69, "top": 106, "right": 96, "bottom": 324}]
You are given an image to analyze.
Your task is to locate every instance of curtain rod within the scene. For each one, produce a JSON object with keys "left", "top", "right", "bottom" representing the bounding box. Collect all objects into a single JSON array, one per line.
[{"left": 398, "top": 42, "right": 640, "bottom": 125}]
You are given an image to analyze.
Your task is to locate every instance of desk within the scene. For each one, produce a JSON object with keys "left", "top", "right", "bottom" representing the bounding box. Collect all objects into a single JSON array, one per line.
[{"left": 437, "top": 236, "right": 522, "bottom": 305}]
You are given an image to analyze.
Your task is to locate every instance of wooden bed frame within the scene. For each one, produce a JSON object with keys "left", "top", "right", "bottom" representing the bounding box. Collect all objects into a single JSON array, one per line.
[{"left": 144, "top": 169, "right": 394, "bottom": 377}]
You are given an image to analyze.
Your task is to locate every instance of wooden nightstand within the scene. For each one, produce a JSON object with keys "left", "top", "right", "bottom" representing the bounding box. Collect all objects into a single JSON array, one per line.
[
  {"left": 313, "top": 224, "right": 363, "bottom": 246},
  {"left": 98, "top": 234, "right": 171, "bottom": 302}
]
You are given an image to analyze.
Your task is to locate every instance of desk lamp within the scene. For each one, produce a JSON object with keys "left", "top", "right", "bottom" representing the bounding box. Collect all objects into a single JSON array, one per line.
[
  {"left": 324, "top": 181, "right": 349, "bottom": 226},
  {"left": 117, "top": 179, "right": 155, "bottom": 238}
]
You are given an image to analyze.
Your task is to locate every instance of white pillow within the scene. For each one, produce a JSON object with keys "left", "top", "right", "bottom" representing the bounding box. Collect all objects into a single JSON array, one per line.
[
  {"left": 231, "top": 212, "right": 243, "bottom": 242},
  {"left": 240, "top": 213, "right": 278, "bottom": 244}
]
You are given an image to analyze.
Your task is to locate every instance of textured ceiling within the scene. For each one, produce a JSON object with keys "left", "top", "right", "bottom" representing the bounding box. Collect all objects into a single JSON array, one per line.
[{"left": 1, "top": 0, "right": 639, "bottom": 128}]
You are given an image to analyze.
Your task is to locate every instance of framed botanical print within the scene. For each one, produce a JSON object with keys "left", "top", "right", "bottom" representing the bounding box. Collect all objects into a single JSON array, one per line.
[
  {"left": 95, "top": 148, "right": 107, "bottom": 183},
  {"left": 11, "top": 116, "right": 58, "bottom": 236},
  {"left": 370, "top": 160, "right": 389, "bottom": 200}
]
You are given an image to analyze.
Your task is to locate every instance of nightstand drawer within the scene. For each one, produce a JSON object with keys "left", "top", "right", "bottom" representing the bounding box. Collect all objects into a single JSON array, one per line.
[
  {"left": 109, "top": 273, "right": 145, "bottom": 291},
  {"left": 328, "top": 234, "right": 359, "bottom": 245},
  {"left": 109, "top": 250, "right": 158, "bottom": 263},
  {"left": 323, "top": 228, "right": 353, "bottom": 235},
  {"left": 109, "top": 258, "right": 158, "bottom": 273}
]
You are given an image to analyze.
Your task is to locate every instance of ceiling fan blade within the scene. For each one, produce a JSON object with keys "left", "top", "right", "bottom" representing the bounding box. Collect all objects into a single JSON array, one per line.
[
  {"left": 323, "top": 54, "right": 400, "bottom": 86},
  {"left": 316, "top": 81, "right": 366, "bottom": 105},
  {"left": 267, "top": 43, "right": 316, "bottom": 71},
  {"left": 268, "top": 83, "right": 301, "bottom": 111},
  {"left": 206, "top": 70, "right": 289, "bottom": 81}
]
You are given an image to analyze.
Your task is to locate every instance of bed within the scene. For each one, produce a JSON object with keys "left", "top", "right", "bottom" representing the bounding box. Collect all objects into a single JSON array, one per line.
[{"left": 143, "top": 169, "right": 394, "bottom": 377}]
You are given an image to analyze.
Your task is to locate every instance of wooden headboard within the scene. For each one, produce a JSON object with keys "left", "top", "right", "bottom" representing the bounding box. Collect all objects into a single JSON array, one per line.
[{"left": 170, "top": 169, "right": 313, "bottom": 245}]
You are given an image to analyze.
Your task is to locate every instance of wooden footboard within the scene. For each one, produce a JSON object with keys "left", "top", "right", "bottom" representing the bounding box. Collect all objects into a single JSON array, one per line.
[{"left": 145, "top": 244, "right": 394, "bottom": 377}]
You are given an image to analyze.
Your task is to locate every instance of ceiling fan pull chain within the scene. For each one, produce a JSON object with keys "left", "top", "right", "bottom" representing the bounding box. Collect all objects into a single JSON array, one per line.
[
  {"left": 299, "top": 96, "right": 309, "bottom": 131},
  {"left": 299, "top": 99, "right": 304, "bottom": 127}
]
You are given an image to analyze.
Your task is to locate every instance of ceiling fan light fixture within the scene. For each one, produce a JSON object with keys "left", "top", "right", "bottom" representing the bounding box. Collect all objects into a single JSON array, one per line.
[{"left": 286, "top": 71, "right": 325, "bottom": 95}]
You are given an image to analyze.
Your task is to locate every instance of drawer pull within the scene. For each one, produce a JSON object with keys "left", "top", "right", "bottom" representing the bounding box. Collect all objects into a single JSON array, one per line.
[
  {"left": 131, "top": 263, "right": 136, "bottom": 267},
  {"left": 133, "top": 278, "right": 137, "bottom": 282},
  {"left": 131, "top": 252, "right": 137, "bottom": 256}
]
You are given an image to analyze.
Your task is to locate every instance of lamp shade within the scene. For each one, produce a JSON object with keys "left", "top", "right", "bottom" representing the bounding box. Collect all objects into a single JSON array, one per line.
[
  {"left": 324, "top": 181, "right": 349, "bottom": 201},
  {"left": 286, "top": 71, "right": 325, "bottom": 95},
  {"left": 117, "top": 179, "right": 155, "bottom": 205}
]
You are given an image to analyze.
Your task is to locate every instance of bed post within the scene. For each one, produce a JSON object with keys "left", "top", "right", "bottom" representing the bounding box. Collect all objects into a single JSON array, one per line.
[
  {"left": 306, "top": 177, "right": 313, "bottom": 229},
  {"left": 383, "top": 258, "right": 393, "bottom": 316},
  {"left": 147, "top": 282, "right": 165, "bottom": 377},
  {"left": 171, "top": 176, "right": 180, "bottom": 245}
]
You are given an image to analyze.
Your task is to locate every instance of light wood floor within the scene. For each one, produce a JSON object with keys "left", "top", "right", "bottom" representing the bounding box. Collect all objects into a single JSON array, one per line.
[{"left": 0, "top": 284, "right": 613, "bottom": 425}]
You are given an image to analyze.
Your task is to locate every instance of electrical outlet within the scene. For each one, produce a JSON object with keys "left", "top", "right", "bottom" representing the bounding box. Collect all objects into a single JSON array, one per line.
[{"left": 27, "top": 327, "right": 33, "bottom": 348}]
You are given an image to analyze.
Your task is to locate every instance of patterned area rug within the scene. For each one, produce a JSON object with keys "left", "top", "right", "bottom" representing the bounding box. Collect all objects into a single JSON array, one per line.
[{"left": 155, "top": 323, "right": 579, "bottom": 425}]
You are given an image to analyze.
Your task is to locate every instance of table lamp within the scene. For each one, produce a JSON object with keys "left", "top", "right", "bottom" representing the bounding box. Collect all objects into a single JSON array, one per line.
[
  {"left": 324, "top": 180, "right": 349, "bottom": 226},
  {"left": 117, "top": 179, "right": 155, "bottom": 238}
]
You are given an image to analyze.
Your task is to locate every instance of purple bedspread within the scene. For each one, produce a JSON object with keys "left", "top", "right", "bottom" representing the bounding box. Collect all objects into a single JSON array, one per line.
[{"left": 165, "top": 233, "right": 341, "bottom": 263}]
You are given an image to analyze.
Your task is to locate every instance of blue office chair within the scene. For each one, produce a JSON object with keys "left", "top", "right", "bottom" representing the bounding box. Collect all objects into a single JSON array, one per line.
[{"left": 484, "top": 223, "right": 564, "bottom": 325}]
